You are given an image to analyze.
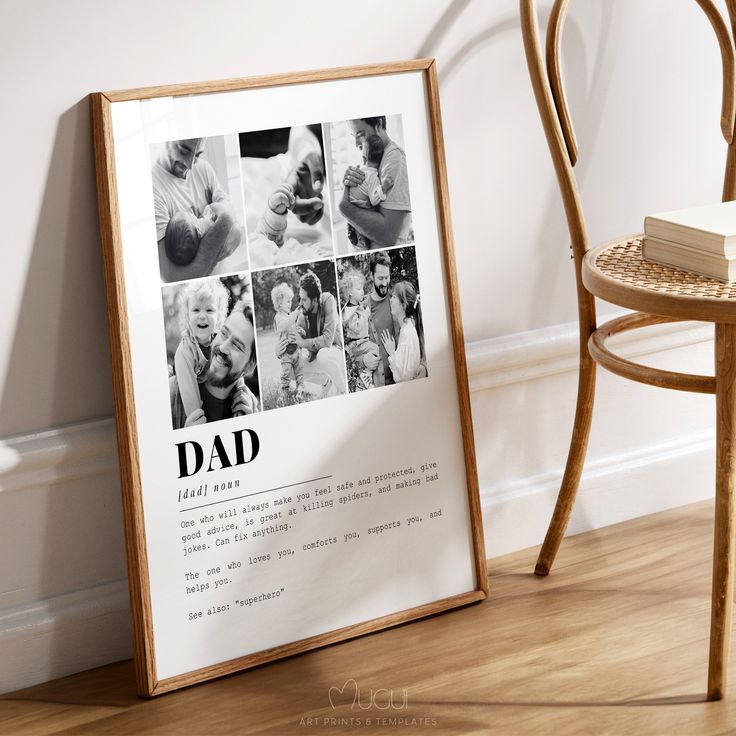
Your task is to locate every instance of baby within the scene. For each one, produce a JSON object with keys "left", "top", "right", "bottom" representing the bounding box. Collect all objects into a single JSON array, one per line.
[
  {"left": 173, "top": 280, "right": 229, "bottom": 419},
  {"left": 164, "top": 205, "right": 217, "bottom": 266},
  {"left": 340, "top": 271, "right": 370, "bottom": 312},
  {"left": 259, "top": 184, "right": 296, "bottom": 247},
  {"left": 346, "top": 134, "right": 392, "bottom": 250},
  {"left": 342, "top": 305, "right": 380, "bottom": 392},
  {"left": 270, "top": 281, "right": 305, "bottom": 401}
]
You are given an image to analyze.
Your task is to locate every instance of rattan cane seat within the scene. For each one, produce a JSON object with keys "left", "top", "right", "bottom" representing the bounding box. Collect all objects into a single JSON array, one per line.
[{"left": 583, "top": 236, "right": 736, "bottom": 324}]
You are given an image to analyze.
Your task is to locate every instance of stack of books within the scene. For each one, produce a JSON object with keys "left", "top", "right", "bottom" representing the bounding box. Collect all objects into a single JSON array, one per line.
[{"left": 642, "top": 201, "right": 736, "bottom": 282}]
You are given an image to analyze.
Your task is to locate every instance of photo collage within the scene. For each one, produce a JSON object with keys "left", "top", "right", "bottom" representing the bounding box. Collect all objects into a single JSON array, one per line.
[{"left": 152, "top": 116, "right": 426, "bottom": 430}]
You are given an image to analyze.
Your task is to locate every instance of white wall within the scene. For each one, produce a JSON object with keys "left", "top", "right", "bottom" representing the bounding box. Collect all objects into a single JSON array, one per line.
[{"left": 0, "top": 0, "right": 727, "bottom": 691}]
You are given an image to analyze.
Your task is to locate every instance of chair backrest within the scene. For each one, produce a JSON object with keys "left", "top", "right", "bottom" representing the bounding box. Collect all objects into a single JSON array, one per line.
[{"left": 520, "top": 0, "right": 736, "bottom": 329}]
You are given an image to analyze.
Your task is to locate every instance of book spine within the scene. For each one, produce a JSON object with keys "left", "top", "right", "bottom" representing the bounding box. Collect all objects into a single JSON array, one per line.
[
  {"left": 644, "top": 218, "right": 735, "bottom": 256},
  {"left": 642, "top": 240, "right": 734, "bottom": 282}
]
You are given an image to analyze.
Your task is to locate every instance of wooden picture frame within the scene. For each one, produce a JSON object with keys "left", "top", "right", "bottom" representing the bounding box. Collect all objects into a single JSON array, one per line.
[{"left": 91, "top": 59, "right": 487, "bottom": 697}]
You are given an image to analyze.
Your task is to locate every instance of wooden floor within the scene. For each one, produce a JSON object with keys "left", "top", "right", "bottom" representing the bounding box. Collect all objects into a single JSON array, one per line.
[{"left": 3, "top": 500, "right": 736, "bottom": 735}]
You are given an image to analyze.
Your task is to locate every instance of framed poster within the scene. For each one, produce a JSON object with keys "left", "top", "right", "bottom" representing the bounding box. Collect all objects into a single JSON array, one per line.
[{"left": 91, "top": 59, "right": 487, "bottom": 697}]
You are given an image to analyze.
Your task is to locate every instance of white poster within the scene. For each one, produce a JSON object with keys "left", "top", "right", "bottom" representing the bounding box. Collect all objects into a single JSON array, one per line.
[{"left": 100, "top": 64, "right": 485, "bottom": 694}]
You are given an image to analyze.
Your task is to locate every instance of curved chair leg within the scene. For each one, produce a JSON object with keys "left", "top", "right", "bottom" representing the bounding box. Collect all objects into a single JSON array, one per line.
[
  {"left": 535, "top": 350, "right": 597, "bottom": 576},
  {"left": 708, "top": 323, "right": 736, "bottom": 700}
]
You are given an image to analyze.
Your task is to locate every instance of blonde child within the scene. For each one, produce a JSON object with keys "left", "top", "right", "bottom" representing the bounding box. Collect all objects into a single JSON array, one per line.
[
  {"left": 270, "top": 281, "right": 305, "bottom": 400},
  {"left": 343, "top": 305, "right": 380, "bottom": 391},
  {"left": 174, "top": 280, "right": 230, "bottom": 419},
  {"left": 340, "top": 270, "right": 365, "bottom": 307}
]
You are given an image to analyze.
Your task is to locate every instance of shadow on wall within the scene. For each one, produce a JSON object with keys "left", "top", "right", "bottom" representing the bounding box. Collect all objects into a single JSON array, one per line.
[
  {"left": 421, "top": 0, "right": 619, "bottom": 333},
  {"left": 0, "top": 99, "right": 127, "bottom": 680},
  {"left": 416, "top": 0, "right": 617, "bottom": 536},
  {"left": 0, "top": 99, "right": 114, "bottom": 435}
]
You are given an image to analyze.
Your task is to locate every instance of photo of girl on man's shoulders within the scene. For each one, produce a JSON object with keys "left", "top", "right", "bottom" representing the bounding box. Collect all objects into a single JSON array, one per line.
[{"left": 161, "top": 273, "right": 260, "bottom": 430}]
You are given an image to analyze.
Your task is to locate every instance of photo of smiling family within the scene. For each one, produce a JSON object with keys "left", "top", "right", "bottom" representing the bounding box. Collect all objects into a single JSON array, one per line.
[
  {"left": 338, "top": 247, "right": 426, "bottom": 392},
  {"left": 162, "top": 273, "right": 260, "bottom": 430}
]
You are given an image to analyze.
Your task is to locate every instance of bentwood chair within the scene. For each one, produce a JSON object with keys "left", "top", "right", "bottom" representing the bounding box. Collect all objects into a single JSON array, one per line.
[{"left": 521, "top": 0, "right": 736, "bottom": 699}]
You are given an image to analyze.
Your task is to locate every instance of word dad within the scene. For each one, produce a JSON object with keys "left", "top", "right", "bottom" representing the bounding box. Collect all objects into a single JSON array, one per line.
[{"left": 176, "top": 429, "right": 260, "bottom": 478}]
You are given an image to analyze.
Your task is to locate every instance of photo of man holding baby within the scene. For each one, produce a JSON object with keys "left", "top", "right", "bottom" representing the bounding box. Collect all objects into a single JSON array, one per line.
[
  {"left": 151, "top": 135, "right": 248, "bottom": 283},
  {"left": 325, "top": 115, "right": 414, "bottom": 255}
]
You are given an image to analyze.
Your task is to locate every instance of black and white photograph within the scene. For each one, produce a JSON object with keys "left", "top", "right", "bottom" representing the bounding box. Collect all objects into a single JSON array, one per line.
[
  {"left": 251, "top": 260, "right": 346, "bottom": 410},
  {"left": 151, "top": 135, "right": 248, "bottom": 284},
  {"left": 162, "top": 273, "right": 260, "bottom": 430},
  {"left": 240, "top": 125, "right": 334, "bottom": 270},
  {"left": 325, "top": 114, "right": 414, "bottom": 255},
  {"left": 337, "top": 247, "right": 426, "bottom": 391}
]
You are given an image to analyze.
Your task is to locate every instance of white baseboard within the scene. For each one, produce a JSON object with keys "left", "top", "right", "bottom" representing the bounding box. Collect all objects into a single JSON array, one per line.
[
  {"left": 466, "top": 313, "right": 713, "bottom": 391},
  {"left": 0, "top": 417, "right": 117, "bottom": 495},
  {"left": 482, "top": 428, "right": 715, "bottom": 559},
  {"left": 0, "top": 317, "right": 716, "bottom": 693},
  {"left": 0, "top": 581, "right": 131, "bottom": 694}
]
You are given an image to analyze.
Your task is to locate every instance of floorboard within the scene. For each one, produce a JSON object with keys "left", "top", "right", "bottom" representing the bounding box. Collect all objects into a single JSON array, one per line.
[{"left": 2, "top": 501, "right": 735, "bottom": 735}]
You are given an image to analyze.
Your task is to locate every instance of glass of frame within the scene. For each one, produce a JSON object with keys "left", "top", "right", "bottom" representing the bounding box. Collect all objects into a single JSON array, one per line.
[{"left": 92, "top": 59, "right": 487, "bottom": 697}]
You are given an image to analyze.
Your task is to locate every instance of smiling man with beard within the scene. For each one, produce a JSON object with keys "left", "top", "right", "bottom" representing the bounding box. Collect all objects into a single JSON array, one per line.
[
  {"left": 285, "top": 269, "right": 346, "bottom": 398},
  {"left": 170, "top": 300, "right": 260, "bottom": 429},
  {"left": 360, "top": 251, "right": 399, "bottom": 387}
]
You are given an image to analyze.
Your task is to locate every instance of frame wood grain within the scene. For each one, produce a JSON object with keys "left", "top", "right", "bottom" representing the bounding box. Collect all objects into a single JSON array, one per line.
[{"left": 91, "top": 58, "right": 487, "bottom": 697}]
